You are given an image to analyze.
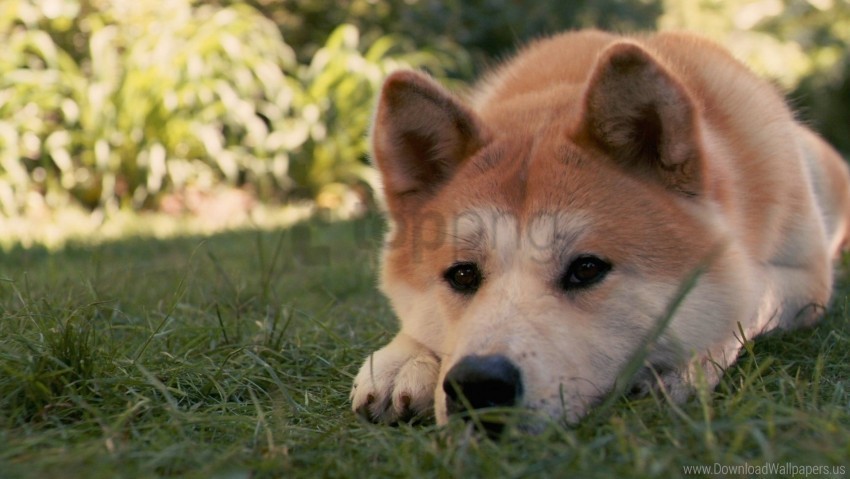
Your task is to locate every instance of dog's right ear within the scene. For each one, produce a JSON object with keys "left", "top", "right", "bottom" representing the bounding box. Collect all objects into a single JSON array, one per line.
[{"left": 372, "top": 71, "right": 489, "bottom": 213}]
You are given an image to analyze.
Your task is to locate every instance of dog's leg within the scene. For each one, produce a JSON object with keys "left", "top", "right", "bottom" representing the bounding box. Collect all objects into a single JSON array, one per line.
[{"left": 350, "top": 333, "right": 440, "bottom": 424}]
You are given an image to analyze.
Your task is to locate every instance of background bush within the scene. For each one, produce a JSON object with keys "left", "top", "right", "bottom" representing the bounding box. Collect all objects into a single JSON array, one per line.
[
  {"left": 1, "top": 0, "right": 304, "bottom": 217},
  {"left": 1, "top": 0, "right": 848, "bottom": 225},
  {"left": 0, "top": 0, "right": 450, "bottom": 220}
]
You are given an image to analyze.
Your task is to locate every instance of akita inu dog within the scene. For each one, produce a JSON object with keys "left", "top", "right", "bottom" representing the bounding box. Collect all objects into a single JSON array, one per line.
[{"left": 350, "top": 30, "right": 850, "bottom": 429}]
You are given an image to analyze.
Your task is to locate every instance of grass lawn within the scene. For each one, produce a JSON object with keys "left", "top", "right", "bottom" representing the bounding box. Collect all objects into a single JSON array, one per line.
[{"left": 1, "top": 214, "right": 849, "bottom": 478}]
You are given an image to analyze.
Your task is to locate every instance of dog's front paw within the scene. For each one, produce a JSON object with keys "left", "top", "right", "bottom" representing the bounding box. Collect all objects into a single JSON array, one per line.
[{"left": 350, "top": 334, "right": 440, "bottom": 424}]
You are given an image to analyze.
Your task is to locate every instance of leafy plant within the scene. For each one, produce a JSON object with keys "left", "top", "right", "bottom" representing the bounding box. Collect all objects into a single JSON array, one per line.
[
  {"left": 0, "top": 1, "right": 466, "bottom": 223},
  {"left": 0, "top": 0, "right": 307, "bottom": 217},
  {"left": 289, "top": 24, "right": 460, "bottom": 210}
]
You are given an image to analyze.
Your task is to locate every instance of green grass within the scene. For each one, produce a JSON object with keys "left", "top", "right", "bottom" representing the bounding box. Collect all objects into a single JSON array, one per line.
[{"left": 1, "top": 215, "right": 849, "bottom": 478}]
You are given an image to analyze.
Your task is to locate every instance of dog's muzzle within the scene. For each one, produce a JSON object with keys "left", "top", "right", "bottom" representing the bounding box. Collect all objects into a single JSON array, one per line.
[{"left": 443, "top": 354, "right": 523, "bottom": 434}]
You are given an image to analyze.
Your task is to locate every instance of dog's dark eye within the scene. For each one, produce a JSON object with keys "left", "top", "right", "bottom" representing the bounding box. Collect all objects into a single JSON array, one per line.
[
  {"left": 444, "top": 262, "right": 482, "bottom": 294},
  {"left": 561, "top": 255, "right": 611, "bottom": 290}
]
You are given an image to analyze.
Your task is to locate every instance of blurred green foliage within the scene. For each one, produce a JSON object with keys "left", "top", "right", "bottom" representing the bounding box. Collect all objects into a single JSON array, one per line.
[
  {"left": 0, "top": 0, "right": 848, "bottom": 224},
  {"left": 1, "top": 0, "right": 303, "bottom": 217},
  {"left": 221, "top": 0, "right": 661, "bottom": 71},
  {"left": 0, "top": 0, "right": 449, "bottom": 219},
  {"left": 288, "top": 23, "right": 460, "bottom": 207}
]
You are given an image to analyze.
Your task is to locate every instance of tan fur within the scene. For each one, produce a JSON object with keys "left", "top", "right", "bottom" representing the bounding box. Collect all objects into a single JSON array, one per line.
[{"left": 350, "top": 30, "right": 850, "bottom": 428}]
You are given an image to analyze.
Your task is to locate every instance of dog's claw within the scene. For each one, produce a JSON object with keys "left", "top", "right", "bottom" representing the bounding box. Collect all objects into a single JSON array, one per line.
[{"left": 351, "top": 335, "right": 440, "bottom": 425}]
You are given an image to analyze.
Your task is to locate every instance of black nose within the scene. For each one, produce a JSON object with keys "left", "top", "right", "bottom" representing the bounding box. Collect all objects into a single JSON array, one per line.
[{"left": 443, "top": 354, "right": 523, "bottom": 416}]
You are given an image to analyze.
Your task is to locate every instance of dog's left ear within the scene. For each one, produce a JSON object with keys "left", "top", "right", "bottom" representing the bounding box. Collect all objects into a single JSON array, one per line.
[{"left": 579, "top": 42, "right": 703, "bottom": 196}]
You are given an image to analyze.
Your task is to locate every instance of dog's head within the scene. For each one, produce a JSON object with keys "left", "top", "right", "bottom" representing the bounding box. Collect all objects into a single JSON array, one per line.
[{"left": 371, "top": 42, "right": 753, "bottom": 427}]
